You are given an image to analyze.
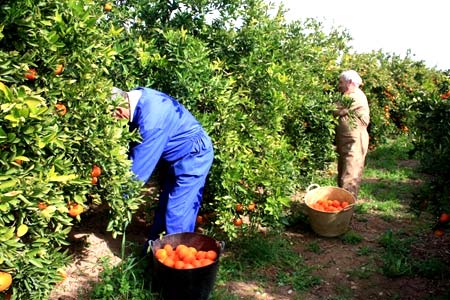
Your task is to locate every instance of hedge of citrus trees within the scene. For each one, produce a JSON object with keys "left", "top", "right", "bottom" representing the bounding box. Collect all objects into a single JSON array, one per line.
[
  {"left": 1, "top": 0, "right": 449, "bottom": 298},
  {"left": 0, "top": 1, "right": 144, "bottom": 298}
]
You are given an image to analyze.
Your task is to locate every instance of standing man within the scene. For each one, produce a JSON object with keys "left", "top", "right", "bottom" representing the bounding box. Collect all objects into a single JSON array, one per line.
[
  {"left": 334, "top": 70, "right": 370, "bottom": 199},
  {"left": 113, "top": 87, "right": 214, "bottom": 242}
]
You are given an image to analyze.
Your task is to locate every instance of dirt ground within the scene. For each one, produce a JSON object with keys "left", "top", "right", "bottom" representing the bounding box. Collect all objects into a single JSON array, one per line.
[{"left": 50, "top": 184, "right": 450, "bottom": 300}]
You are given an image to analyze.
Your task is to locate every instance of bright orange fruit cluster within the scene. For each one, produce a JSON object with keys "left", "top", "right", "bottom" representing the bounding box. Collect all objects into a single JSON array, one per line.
[
  {"left": 155, "top": 243, "right": 218, "bottom": 270},
  {"left": 311, "top": 199, "right": 349, "bottom": 212}
]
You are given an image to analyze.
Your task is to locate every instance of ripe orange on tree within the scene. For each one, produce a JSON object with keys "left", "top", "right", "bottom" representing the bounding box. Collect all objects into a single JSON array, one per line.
[
  {"left": 68, "top": 203, "right": 83, "bottom": 217},
  {"left": 57, "top": 269, "right": 67, "bottom": 284},
  {"left": 24, "top": 68, "right": 37, "bottom": 80},
  {"left": 235, "top": 203, "right": 243, "bottom": 212},
  {"left": 0, "top": 271, "right": 12, "bottom": 292},
  {"left": 91, "top": 164, "right": 102, "bottom": 177},
  {"left": 104, "top": 2, "right": 113, "bottom": 11},
  {"left": 233, "top": 218, "right": 243, "bottom": 226},
  {"left": 54, "top": 64, "right": 64, "bottom": 75},
  {"left": 38, "top": 202, "right": 48, "bottom": 210},
  {"left": 91, "top": 177, "right": 98, "bottom": 185},
  {"left": 247, "top": 202, "right": 256, "bottom": 211},
  {"left": 196, "top": 215, "right": 205, "bottom": 225},
  {"left": 55, "top": 103, "right": 67, "bottom": 116},
  {"left": 439, "top": 212, "right": 449, "bottom": 223}
]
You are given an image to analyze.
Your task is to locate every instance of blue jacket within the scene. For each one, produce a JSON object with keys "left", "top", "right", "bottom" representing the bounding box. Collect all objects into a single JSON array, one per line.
[{"left": 129, "top": 87, "right": 206, "bottom": 182}]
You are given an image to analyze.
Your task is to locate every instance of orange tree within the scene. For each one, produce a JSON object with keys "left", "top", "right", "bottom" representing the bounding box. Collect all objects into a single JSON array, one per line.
[
  {"left": 101, "top": 0, "right": 352, "bottom": 239},
  {"left": 0, "top": 0, "right": 143, "bottom": 298},
  {"left": 408, "top": 68, "right": 450, "bottom": 216}
]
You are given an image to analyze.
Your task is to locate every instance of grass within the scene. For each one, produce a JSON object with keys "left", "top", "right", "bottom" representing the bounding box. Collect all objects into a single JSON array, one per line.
[{"left": 84, "top": 135, "right": 449, "bottom": 299}]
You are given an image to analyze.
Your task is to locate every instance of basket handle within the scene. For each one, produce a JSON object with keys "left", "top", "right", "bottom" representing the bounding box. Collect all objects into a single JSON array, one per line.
[
  {"left": 217, "top": 241, "right": 226, "bottom": 253},
  {"left": 306, "top": 183, "right": 320, "bottom": 192},
  {"left": 342, "top": 202, "right": 356, "bottom": 211}
]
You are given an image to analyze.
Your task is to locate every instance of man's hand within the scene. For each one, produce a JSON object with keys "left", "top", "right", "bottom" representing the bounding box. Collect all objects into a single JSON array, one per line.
[
  {"left": 334, "top": 107, "right": 349, "bottom": 117},
  {"left": 114, "top": 107, "right": 130, "bottom": 120}
]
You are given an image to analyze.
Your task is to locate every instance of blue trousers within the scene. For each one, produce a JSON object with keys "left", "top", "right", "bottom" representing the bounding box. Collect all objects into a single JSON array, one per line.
[{"left": 148, "top": 134, "right": 214, "bottom": 240}]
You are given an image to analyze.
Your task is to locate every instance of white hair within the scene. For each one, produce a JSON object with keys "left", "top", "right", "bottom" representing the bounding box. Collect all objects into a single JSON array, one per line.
[
  {"left": 111, "top": 87, "right": 127, "bottom": 100},
  {"left": 339, "top": 70, "right": 363, "bottom": 86}
]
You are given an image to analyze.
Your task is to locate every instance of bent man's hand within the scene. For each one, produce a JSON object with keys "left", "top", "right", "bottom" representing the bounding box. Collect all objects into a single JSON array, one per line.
[{"left": 114, "top": 107, "right": 130, "bottom": 120}]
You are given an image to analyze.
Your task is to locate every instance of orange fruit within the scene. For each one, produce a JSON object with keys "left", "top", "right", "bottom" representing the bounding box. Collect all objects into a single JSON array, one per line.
[
  {"left": 439, "top": 212, "right": 450, "bottom": 223},
  {"left": 192, "top": 260, "right": 202, "bottom": 268},
  {"left": 341, "top": 201, "right": 349, "bottom": 208},
  {"left": 248, "top": 202, "right": 256, "bottom": 211},
  {"left": 38, "top": 202, "right": 48, "bottom": 210},
  {"left": 54, "top": 64, "right": 64, "bottom": 75},
  {"left": 196, "top": 215, "right": 205, "bottom": 225},
  {"left": 55, "top": 103, "right": 67, "bottom": 116},
  {"left": 183, "top": 253, "right": 196, "bottom": 264},
  {"left": 175, "top": 244, "right": 188, "bottom": 253},
  {"left": 174, "top": 260, "right": 185, "bottom": 270},
  {"left": 155, "top": 249, "right": 168, "bottom": 261},
  {"left": 233, "top": 218, "right": 243, "bottom": 226},
  {"left": 235, "top": 203, "right": 244, "bottom": 212},
  {"left": 195, "top": 250, "right": 207, "bottom": 260},
  {"left": 177, "top": 247, "right": 191, "bottom": 260},
  {"left": 91, "top": 164, "right": 102, "bottom": 177},
  {"left": 91, "top": 177, "right": 98, "bottom": 185},
  {"left": 205, "top": 250, "right": 217, "bottom": 261},
  {"left": 188, "top": 246, "right": 197, "bottom": 255},
  {"left": 104, "top": 3, "right": 113, "bottom": 11},
  {"left": 0, "top": 271, "right": 12, "bottom": 292},
  {"left": 24, "top": 68, "right": 37, "bottom": 80},
  {"left": 68, "top": 203, "right": 83, "bottom": 217},
  {"left": 163, "top": 244, "right": 174, "bottom": 256},
  {"left": 434, "top": 229, "right": 444, "bottom": 237},
  {"left": 58, "top": 269, "right": 67, "bottom": 283},
  {"left": 331, "top": 200, "right": 340, "bottom": 208},
  {"left": 162, "top": 256, "right": 175, "bottom": 268},
  {"left": 200, "top": 259, "right": 214, "bottom": 267}
]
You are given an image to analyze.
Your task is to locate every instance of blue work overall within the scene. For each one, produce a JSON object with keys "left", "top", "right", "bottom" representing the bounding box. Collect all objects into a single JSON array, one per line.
[{"left": 129, "top": 87, "right": 214, "bottom": 240}]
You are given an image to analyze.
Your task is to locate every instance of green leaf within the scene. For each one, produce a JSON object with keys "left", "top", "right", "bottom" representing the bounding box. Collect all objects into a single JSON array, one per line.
[
  {"left": 28, "top": 257, "right": 44, "bottom": 268},
  {"left": 0, "top": 179, "right": 17, "bottom": 190}
]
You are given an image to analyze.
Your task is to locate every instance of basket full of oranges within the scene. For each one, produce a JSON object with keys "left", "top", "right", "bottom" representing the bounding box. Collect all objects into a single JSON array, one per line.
[
  {"left": 148, "top": 232, "right": 225, "bottom": 300},
  {"left": 303, "top": 184, "right": 356, "bottom": 237}
]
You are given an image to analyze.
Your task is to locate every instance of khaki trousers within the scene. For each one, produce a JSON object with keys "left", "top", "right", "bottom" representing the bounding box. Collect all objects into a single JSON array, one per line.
[{"left": 336, "top": 118, "right": 369, "bottom": 199}]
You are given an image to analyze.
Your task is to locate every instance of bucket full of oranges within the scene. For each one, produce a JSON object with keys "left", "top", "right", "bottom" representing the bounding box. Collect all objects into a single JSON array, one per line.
[
  {"left": 149, "top": 232, "right": 225, "bottom": 300},
  {"left": 304, "top": 184, "right": 356, "bottom": 237}
]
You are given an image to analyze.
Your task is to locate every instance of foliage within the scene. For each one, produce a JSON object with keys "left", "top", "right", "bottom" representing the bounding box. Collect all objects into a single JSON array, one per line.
[
  {"left": 90, "top": 237, "right": 154, "bottom": 300},
  {"left": 1, "top": 0, "right": 450, "bottom": 298},
  {"left": 0, "top": 1, "right": 143, "bottom": 298},
  {"left": 409, "top": 88, "right": 450, "bottom": 215}
]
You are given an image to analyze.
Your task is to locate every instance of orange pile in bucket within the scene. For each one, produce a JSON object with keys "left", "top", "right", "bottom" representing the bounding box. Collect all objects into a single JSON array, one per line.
[
  {"left": 155, "top": 243, "right": 218, "bottom": 270},
  {"left": 310, "top": 199, "right": 349, "bottom": 212}
]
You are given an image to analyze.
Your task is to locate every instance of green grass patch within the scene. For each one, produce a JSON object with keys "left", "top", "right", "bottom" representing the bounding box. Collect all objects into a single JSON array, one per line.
[
  {"left": 215, "top": 230, "right": 321, "bottom": 294},
  {"left": 340, "top": 230, "right": 363, "bottom": 245},
  {"left": 378, "top": 229, "right": 450, "bottom": 279}
]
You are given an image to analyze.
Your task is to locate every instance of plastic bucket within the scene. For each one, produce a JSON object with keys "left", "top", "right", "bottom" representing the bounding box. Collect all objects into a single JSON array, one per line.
[
  {"left": 304, "top": 184, "right": 356, "bottom": 237},
  {"left": 149, "top": 232, "right": 225, "bottom": 300}
]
